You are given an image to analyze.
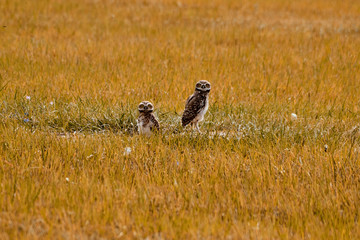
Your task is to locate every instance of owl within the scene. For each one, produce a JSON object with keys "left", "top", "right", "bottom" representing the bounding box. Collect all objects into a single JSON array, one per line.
[
  {"left": 137, "top": 101, "right": 160, "bottom": 136},
  {"left": 182, "top": 80, "right": 211, "bottom": 133}
]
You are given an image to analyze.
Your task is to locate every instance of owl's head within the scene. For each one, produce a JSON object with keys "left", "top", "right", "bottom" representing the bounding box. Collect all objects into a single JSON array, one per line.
[
  {"left": 195, "top": 80, "right": 211, "bottom": 92},
  {"left": 138, "top": 101, "right": 154, "bottom": 113}
]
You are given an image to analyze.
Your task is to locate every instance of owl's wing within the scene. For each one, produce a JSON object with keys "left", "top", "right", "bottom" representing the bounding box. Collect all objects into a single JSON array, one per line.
[
  {"left": 185, "top": 94, "right": 195, "bottom": 105},
  {"left": 182, "top": 94, "right": 206, "bottom": 127},
  {"left": 150, "top": 114, "right": 160, "bottom": 131}
]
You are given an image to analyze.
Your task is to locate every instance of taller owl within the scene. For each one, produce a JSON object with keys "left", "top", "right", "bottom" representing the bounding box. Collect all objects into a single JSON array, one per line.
[{"left": 181, "top": 80, "right": 211, "bottom": 133}]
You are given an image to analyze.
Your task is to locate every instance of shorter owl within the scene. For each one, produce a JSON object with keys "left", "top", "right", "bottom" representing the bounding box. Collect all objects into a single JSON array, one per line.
[
  {"left": 137, "top": 101, "right": 160, "bottom": 136},
  {"left": 182, "top": 80, "right": 211, "bottom": 133}
]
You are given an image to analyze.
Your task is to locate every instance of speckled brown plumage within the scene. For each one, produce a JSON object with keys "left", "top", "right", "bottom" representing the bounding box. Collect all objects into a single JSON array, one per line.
[
  {"left": 137, "top": 101, "right": 160, "bottom": 136},
  {"left": 181, "top": 80, "right": 211, "bottom": 132},
  {"left": 182, "top": 91, "right": 208, "bottom": 126}
]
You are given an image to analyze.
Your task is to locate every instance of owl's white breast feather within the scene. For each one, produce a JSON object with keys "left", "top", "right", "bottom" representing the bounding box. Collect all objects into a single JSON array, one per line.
[{"left": 137, "top": 117, "right": 154, "bottom": 136}]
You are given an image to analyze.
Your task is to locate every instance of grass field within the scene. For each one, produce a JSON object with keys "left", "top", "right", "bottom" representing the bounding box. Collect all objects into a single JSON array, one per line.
[{"left": 1, "top": 0, "right": 360, "bottom": 239}]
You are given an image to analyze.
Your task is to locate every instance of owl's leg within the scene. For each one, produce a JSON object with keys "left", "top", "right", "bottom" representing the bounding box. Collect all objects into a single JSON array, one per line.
[{"left": 196, "top": 122, "right": 202, "bottom": 134}]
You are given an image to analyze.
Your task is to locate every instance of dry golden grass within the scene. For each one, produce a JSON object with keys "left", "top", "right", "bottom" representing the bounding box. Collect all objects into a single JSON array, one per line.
[{"left": 1, "top": 0, "right": 360, "bottom": 239}]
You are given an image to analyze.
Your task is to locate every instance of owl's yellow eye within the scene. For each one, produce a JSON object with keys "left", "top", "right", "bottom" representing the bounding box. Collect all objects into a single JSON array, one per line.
[
  {"left": 148, "top": 104, "right": 153, "bottom": 109},
  {"left": 196, "top": 83, "right": 201, "bottom": 88},
  {"left": 139, "top": 104, "right": 144, "bottom": 109},
  {"left": 205, "top": 83, "right": 210, "bottom": 88}
]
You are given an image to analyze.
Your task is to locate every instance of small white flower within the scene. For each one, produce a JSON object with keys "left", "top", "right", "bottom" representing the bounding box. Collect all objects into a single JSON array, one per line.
[
  {"left": 25, "top": 96, "right": 31, "bottom": 100},
  {"left": 124, "top": 147, "right": 132, "bottom": 155},
  {"left": 65, "top": 177, "right": 69, "bottom": 182},
  {"left": 291, "top": 113, "right": 297, "bottom": 120},
  {"left": 49, "top": 101, "right": 54, "bottom": 105},
  {"left": 324, "top": 144, "right": 329, "bottom": 152}
]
